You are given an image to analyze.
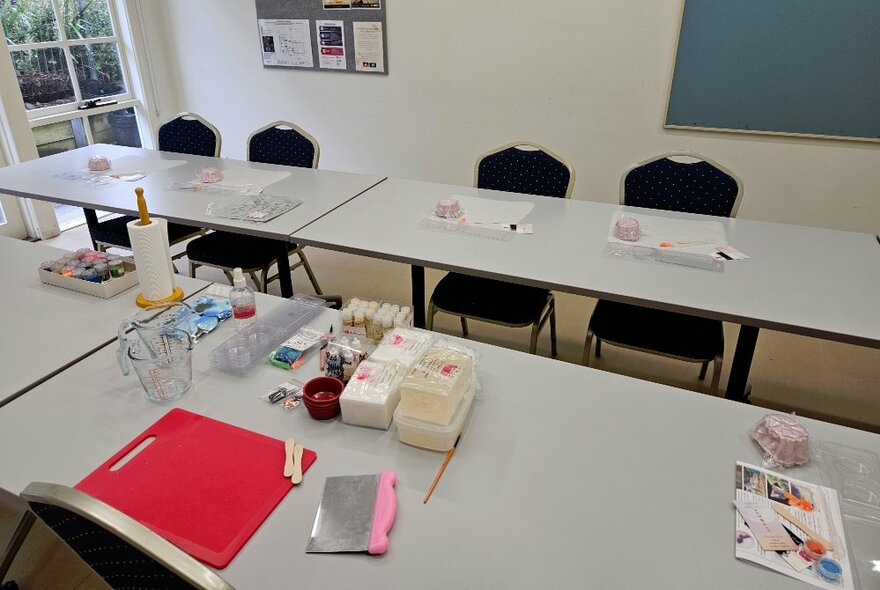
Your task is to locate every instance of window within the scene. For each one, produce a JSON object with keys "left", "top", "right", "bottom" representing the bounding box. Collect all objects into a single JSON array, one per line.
[{"left": 2, "top": 0, "right": 143, "bottom": 229}]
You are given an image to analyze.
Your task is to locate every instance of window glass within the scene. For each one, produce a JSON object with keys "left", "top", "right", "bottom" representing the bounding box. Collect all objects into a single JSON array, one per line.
[
  {"left": 71, "top": 42, "right": 125, "bottom": 99},
  {"left": 33, "top": 118, "right": 88, "bottom": 158},
  {"left": 1, "top": 0, "right": 60, "bottom": 45},
  {"left": 11, "top": 47, "right": 75, "bottom": 110},
  {"left": 61, "top": 0, "right": 114, "bottom": 39},
  {"left": 88, "top": 107, "right": 141, "bottom": 147}
]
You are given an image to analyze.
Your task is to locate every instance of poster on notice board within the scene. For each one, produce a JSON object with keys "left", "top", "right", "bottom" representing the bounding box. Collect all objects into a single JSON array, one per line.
[{"left": 254, "top": 0, "right": 387, "bottom": 74}]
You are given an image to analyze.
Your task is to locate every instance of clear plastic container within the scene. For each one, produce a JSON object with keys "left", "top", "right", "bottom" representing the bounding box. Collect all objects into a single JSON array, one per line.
[
  {"left": 394, "top": 379, "right": 476, "bottom": 451},
  {"left": 210, "top": 297, "right": 323, "bottom": 375}
]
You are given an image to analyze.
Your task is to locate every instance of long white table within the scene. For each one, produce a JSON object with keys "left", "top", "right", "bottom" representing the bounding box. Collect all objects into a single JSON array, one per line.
[
  {"left": 0, "top": 291, "right": 877, "bottom": 588},
  {"left": 0, "top": 236, "right": 210, "bottom": 405},
  {"left": 291, "top": 178, "right": 880, "bottom": 401},
  {"left": 0, "top": 144, "right": 386, "bottom": 297}
]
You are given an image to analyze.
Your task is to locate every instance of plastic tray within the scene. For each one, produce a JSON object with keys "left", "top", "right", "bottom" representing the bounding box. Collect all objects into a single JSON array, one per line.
[
  {"left": 394, "top": 379, "right": 476, "bottom": 451},
  {"left": 210, "top": 297, "right": 324, "bottom": 375}
]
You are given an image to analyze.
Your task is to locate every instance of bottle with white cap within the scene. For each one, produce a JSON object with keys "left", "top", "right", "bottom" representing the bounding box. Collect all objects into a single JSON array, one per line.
[{"left": 230, "top": 267, "right": 257, "bottom": 331}]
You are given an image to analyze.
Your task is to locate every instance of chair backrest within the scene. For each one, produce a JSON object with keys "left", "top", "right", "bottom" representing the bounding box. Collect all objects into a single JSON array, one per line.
[
  {"left": 247, "top": 121, "right": 320, "bottom": 169},
  {"left": 157, "top": 112, "right": 222, "bottom": 158},
  {"left": 620, "top": 151, "right": 743, "bottom": 218},
  {"left": 474, "top": 141, "right": 575, "bottom": 199},
  {"left": 21, "top": 482, "right": 234, "bottom": 590}
]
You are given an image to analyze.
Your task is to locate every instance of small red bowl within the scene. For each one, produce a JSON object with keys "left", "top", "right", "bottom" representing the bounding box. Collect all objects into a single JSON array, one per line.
[{"left": 303, "top": 377, "right": 343, "bottom": 420}]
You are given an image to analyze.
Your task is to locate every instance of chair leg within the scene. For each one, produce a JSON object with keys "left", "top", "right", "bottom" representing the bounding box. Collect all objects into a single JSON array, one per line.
[
  {"left": 460, "top": 317, "right": 469, "bottom": 338},
  {"left": 710, "top": 355, "right": 723, "bottom": 395},
  {"left": 698, "top": 360, "right": 709, "bottom": 381},
  {"left": 0, "top": 511, "right": 36, "bottom": 583},
  {"left": 595, "top": 338, "right": 602, "bottom": 358},
  {"left": 582, "top": 328, "right": 594, "bottom": 366},
  {"left": 249, "top": 271, "right": 262, "bottom": 293},
  {"left": 189, "top": 262, "right": 199, "bottom": 279},
  {"left": 549, "top": 301, "right": 558, "bottom": 359},
  {"left": 261, "top": 268, "right": 271, "bottom": 294},
  {"left": 426, "top": 300, "right": 436, "bottom": 331},
  {"left": 222, "top": 270, "right": 234, "bottom": 285},
  {"left": 298, "top": 250, "right": 323, "bottom": 296},
  {"left": 528, "top": 323, "right": 540, "bottom": 355}
]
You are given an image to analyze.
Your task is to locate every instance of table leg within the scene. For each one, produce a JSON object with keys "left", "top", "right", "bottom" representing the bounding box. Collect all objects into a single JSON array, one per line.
[
  {"left": 277, "top": 242, "right": 293, "bottom": 298},
  {"left": 411, "top": 265, "right": 426, "bottom": 328},
  {"left": 726, "top": 325, "right": 759, "bottom": 403},
  {"left": 82, "top": 209, "right": 99, "bottom": 250}
]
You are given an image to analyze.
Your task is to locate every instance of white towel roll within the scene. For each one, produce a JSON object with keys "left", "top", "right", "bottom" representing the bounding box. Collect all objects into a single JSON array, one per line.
[{"left": 127, "top": 217, "right": 177, "bottom": 301}]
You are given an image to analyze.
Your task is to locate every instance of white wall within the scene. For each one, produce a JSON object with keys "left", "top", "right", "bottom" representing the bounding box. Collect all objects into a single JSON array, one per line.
[{"left": 144, "top": 0, "right": 880, "bottom": 232}]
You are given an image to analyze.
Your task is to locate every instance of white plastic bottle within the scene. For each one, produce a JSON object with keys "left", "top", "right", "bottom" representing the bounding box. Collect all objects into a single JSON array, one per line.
[{"left": 230, "top": 267, "right": 257, "bottom": 331}]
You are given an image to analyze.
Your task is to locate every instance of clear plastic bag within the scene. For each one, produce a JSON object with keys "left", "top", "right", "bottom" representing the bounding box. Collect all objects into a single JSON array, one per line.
[
  {"left": 397, "top": 341, "right": 479, "bottom": 426},
  {"left": 370, "top": 328, "right": 437, "bottom": 369},
  {"left": 751, "top": 413, "right": 811, "bottom": 469},
  {"left": 339, "top": 360, "right": 405, "bottom": 430}
]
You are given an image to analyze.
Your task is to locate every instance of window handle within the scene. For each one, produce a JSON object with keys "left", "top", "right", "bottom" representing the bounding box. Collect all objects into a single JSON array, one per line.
[{"left": 78, "top": 99, "right": 118, "bottom": 110}]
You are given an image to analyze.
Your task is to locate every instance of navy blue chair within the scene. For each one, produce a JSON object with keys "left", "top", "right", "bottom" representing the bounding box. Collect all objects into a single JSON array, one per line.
[
  {"left": 3, "top": 482, "right": 233, "bottom": 590},
  {"left": 83, "top": 113, "right": 220, "bottom": 256},
  {"left": 187, "top": 122, "right": 322, "bottom": 294},
  {"left": 157, "top": 112, "right": 222, "bottom": 158},
  {"left": 583, "top": 152, "right": 743, "bottom": 394},
  {"left": 426, "top": 142, "right": 574, "bottom": 356}
]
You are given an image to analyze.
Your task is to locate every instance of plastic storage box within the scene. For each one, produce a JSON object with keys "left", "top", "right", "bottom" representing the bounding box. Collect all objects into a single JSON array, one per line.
[{"left": 394, "top": 380, "right": 475, "bottom": 451}]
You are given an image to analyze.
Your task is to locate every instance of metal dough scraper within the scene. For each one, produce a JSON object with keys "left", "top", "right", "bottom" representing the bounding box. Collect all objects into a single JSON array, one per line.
[{"left": 306, "top": 471, "right": 397, "bottom": 555}]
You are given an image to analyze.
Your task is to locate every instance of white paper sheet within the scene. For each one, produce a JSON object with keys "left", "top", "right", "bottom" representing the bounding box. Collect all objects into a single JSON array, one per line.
[
  {"left": 353, "top": 22, "right": 384, "bottom": 72},
  {"left": 258, "top": 19, "right": 314, "bottom": 68},
  {"left": 607, "top": 209, "right": 727, "bottom": 258},
  {"left": 316, "top": 20, "right": 346, "bottom": 69},
  {"left": 431, "top": 194, "right": 534, "bottom": 230},
  {"left": 101, "top": 155, "right": 186, "bottom": 176},
  {"left": 735, "top": 462, "right": 854, "bottom": 590},
  {"left": 197, "top": 167, "right": 291, "bottom": 192}
]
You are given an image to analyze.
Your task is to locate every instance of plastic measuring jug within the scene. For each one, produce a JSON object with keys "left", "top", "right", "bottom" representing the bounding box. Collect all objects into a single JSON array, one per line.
[
  {"left": 125, "top": 328, "right": 193, "bottom": 402},
  {"left": 117, "top": 302, "right": 194, "bottom": 376}
]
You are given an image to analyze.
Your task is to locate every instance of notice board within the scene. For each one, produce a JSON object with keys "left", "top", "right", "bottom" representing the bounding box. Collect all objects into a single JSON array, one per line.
[
  {"left": 254, "top": 0, "right": 388, "bottom": 75},
  {"left": 666, "top": 0, "right": 880, "bottom": 141}
]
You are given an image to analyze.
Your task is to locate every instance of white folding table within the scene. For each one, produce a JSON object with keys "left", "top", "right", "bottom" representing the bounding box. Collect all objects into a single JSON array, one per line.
[
  {"left": 0, "top": 236, "right": 210, "bottom": 405},
  {"left": 291, "top": 178, "right": 880, "bottom": 401},
  {"left": 0, "top": 291, "right": 877, "bottom": 589},
  {"left": 0, "top": 144, "right": 386, "bottom": 297}
]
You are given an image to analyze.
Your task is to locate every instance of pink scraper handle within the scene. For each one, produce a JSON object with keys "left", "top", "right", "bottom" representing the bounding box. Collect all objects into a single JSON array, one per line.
[{"left": 367, "top": 470, "right": 397, "bottom": 555}]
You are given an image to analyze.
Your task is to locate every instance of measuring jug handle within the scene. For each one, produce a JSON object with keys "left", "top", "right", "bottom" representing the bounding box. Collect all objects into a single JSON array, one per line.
[{"left": 117, "top": 319, "right": 133, "bottom": 376}]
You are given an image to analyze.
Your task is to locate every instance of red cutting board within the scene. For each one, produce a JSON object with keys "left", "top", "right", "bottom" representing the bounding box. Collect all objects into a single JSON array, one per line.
[{"left": 75, "top": 408, "right": 316, "bottom": 568}]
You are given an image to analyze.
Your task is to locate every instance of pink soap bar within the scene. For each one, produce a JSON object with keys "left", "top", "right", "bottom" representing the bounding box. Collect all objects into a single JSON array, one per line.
[
  {"left": 751, "top": 414, "right": 811, "bottom": 467},
  {"left": 613, "top": 217, "right": 640, "bottom": 241},
  {"left": 88, "top": 155, "right": 111, "bottom": 171},
  {"left": 434, "top": 198, "right": 462, "bottom": 219},
  {"left": 198, "top": 167, "right": 223, "bottom": 183}
]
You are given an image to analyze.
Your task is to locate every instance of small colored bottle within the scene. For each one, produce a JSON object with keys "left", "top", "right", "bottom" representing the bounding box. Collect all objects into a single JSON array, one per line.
[
  {"left": 82, "top": 268, "right": 101, "bottom": 283},
  {"left": 364, "top": 308, "right": 375, "bottom": 340},
  {"left": 108, "top": 258, "right": 125, "bottom": 278},
  {"left": 353, "top": 310, "right": 366, "bottom": 333},
  {"left": 94, "top": 262, "right": 110, "bottom": 282},
  {"left": 341, "top": 308, "right": 353, "bottom": 329},
  {"left": 230, "top": 267, "right": 257, "bottom": 331},
  {"left": 60, "top": 265, "right": 76, "bottom": 278},
  {"left": 381, "top": 315, "right": 393, "bottom": 339}
]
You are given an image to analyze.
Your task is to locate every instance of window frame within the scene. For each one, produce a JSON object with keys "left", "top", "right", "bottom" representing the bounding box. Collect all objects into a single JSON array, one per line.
[{"left": 7, "top": 0, "right": 136, "bottom": 136}]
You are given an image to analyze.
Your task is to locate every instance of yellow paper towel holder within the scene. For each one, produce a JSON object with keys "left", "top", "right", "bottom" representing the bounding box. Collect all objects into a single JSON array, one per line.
[{"left": 133, "top": 187, "right": 184, "bottom": 308}]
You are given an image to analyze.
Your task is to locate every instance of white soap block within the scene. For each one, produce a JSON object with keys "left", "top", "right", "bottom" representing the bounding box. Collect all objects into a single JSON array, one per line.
[
  {"left": 340, "top": 360, "right": 404, "bottom": 430},
  {"left": 399, "top": 346, "right": 474, "bottom": 425},
  {"left": 370, "top": 328, "right": 435, "bottom": 369}
]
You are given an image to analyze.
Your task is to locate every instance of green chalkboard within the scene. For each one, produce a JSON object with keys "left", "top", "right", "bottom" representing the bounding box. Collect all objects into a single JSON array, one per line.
[{"left": 666, "top": 0, "right": 880, "bottom": 140}]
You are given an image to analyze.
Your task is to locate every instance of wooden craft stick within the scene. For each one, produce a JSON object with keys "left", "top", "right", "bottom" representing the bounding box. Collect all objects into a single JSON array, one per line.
[
  {"left": 291, "top": 443, "right": 304, "bottom": 485},
  {"left": 283, "top": 438, "right": 296, "bottom": 478},
  {"left": 771, "top": 503, "right": 834, "bottom": 550}
]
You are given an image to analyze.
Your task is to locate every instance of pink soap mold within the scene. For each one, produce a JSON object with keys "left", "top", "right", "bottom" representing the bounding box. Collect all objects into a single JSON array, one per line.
[
  {"left": 88, "top": 155, "right": 111, "bottom": 172},
  {"left": 613, "top": 216, "right": 640, "bottom": 241},
  {"left": 434, "top": 198, "right": 462, "bottom": 219},
  {"left": 198, "top": 167, "right": 223, "bottom": 183},
  {"left": 751, "top": 414, "right": 811, "bottom": 468}
]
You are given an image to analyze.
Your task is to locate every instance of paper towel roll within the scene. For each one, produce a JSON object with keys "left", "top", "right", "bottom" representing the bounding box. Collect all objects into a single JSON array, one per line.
[{"left": 127, "top": 217, "right": 177, "bottom": 301}]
